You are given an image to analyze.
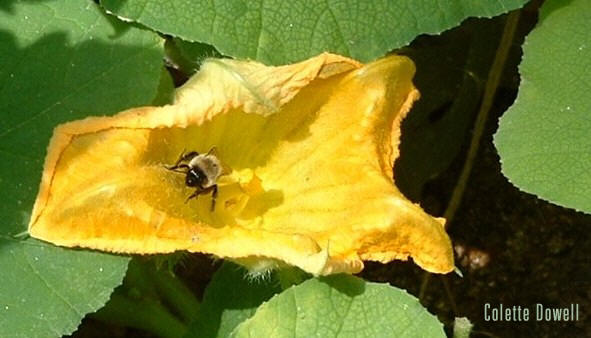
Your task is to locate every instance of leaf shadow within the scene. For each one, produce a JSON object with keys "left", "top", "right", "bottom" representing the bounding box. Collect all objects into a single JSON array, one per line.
[
  {"left": 0, "top": 27, "right": 162, "bottom": 237},
  {"left": 0, "top": 0, "right": 53, "bottom": 14},
  {"left": 184, "top": 262, "right": 281, "bottom": 338},
  {"left": 97, "top": 0, "right": 128, "bottom": 14},
  {"left": 319, "top": 274, "right": 366, "bottom": 297},
  {"left": 540, "top": 0, "right": 575, "bottom": 19}
]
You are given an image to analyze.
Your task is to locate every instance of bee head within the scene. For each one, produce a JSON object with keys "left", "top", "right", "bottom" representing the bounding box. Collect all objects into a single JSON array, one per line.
[{"left": 186, "top": 168, "right": 206, "bottom": 187}]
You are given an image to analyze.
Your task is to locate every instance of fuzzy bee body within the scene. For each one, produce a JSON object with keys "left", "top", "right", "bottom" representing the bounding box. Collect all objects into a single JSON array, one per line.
[{"left": 166, "top": 148, "right": 223, "bottom": 211}]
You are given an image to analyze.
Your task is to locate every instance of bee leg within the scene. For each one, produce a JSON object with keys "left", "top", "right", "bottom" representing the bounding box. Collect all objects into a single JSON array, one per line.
[
  {"left": 166, "top": 150, "right": 187, "bottom": 170},
  {"left": 166, "top": 163, "right": 190, "bottom": 172},
  {"left": 181, "top": 151, "right": 199, "bottom": 161},
  {"left": 167, "top": 150, "right": 199, "bottom": 170},
  {"left": 186, "top": 185, "right": 218, "bottom": 211},
  {"left": 185, "top": 188, "right": 202, "bottom": 203},
  {"left": 210, "top": 185, "right": 218, "bottom": 211},
  {"left": 206, "top": 146, "right": 218, "bottom": 156}
]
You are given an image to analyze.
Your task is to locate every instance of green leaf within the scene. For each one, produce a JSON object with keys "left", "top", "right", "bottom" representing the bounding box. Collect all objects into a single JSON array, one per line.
[
  {"left": 93, "top": 259, "right": 195, "bottom": 338},
  {"left": 0, "top": 241, "right": 129, "bottom": 338},
  {"left": 231, "top": 274, "right": 445, "bottom": 338},
  {"left": 184, "top": 262, "right": 282, "bottom": 338},
  {"left": 0, "top": 1, "right": 164, "bottom": 336},
  {"left": 151, "top": 68, "right": 175, "bottom": 106},
  {"left": 100, "top": 0, "right": 528, "bottom": 65},
  {"left": 494, "top": 0, "right": 591, "bottom": 213}
]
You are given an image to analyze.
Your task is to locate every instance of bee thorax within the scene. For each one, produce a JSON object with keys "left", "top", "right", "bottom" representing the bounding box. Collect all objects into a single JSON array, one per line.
[{"left": 189, "top": 154, "right": 222, "bottom": 187}]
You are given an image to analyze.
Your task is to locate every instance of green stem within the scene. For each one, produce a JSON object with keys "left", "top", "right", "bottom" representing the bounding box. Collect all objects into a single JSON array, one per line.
[
  {"left": 443, "top": 11, "right": 521, "bottom": 224},
  {"left": 92, "top": 293, "right": 187, "bottom": 338},
  {"left": 148, "top": 264, "right": 201, "bottom": 322},
  {"left": 420, "top": 10, "right": 521, "bottom": 305},
  {"left": 93, "top": 258, "right": 200, "bottom": 336}
]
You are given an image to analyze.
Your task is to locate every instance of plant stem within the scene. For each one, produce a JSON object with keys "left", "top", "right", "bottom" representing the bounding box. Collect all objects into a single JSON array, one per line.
[
  {"left": 441, "top": 7, "right": 521, "bottom": 312},
  {"left": 420, "top": 10, "right": 521, "bottom": 306},
  {"left": 92, "top": 293, "right": 187, "bottom": 338},
  {"left": 93, "top": 258, "right": 200, "bottom": 337},
  {"left": 148, "top": 263, "right": 201, "bottom": 322},
  {"left": 443, "top": 10, "right": 521, "bottom": 225}
]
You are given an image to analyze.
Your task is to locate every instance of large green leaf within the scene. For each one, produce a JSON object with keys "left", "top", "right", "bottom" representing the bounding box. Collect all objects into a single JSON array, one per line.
[
  {"left": 184, "top": 262, "right": 282, "bottom": 338},
  {"left": 0, "top": 1, "right": 164, "bottom": 336},
  {"left": 0, "top": 241, "right": 129, "bottom": 338},
  {"left": 495, "top": 0, "right": 591, "bottom": 213},
  {"left": 231, "top": 274, "right": 445, "bottom": 338},
  {"left": 100, "top": 0, "right": 528, "bottom": 65}
]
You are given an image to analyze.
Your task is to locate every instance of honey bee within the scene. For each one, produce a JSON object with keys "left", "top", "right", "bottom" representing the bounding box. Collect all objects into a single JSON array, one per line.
[{"left": 166, "top": 148, "right": 223, "bottom": 211}]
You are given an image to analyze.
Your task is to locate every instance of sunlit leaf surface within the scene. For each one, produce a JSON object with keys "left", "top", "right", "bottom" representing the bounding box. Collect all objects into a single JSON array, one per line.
[
  {"left": 0, "top": 1, "right": 164, "bottom": 336},
  {"left": 100, "top": 0, "right": 528, "bottom": 64},
  {"left": 495, "top": 0, "right": 591, "bottom": 213}
]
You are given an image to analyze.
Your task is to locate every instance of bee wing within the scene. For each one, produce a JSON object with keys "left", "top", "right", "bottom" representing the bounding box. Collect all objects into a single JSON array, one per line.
[
  {"left": 220, "top": 161, "right": 232, "bottom": 175},
  {"left": 206, "top": 146, "right": 218, "bottom": 156},
  {"left": 207, "top": 146, "right": 232, "bottom": 175}
]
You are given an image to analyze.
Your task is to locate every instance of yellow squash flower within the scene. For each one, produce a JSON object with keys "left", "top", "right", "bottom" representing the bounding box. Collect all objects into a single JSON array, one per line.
[{"left": 28, "top": 53, "right": 454, "bottom": 275}]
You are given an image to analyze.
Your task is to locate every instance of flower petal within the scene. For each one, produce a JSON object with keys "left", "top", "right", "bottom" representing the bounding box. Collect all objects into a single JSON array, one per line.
[
  {"left": 248, "top": 56, "right": 453, "bottom": 274},
  {"left": 29, "top": 53, "right": 453, "bottom": 275}
]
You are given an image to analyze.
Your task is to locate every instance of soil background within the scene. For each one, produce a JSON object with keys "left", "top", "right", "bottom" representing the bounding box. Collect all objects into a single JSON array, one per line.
[
  {"left": 360, "top": 3, "right": 591, "bottom": 336},
  {"left": 362, "top": 84, "right": 591, "bottom": 338}
]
